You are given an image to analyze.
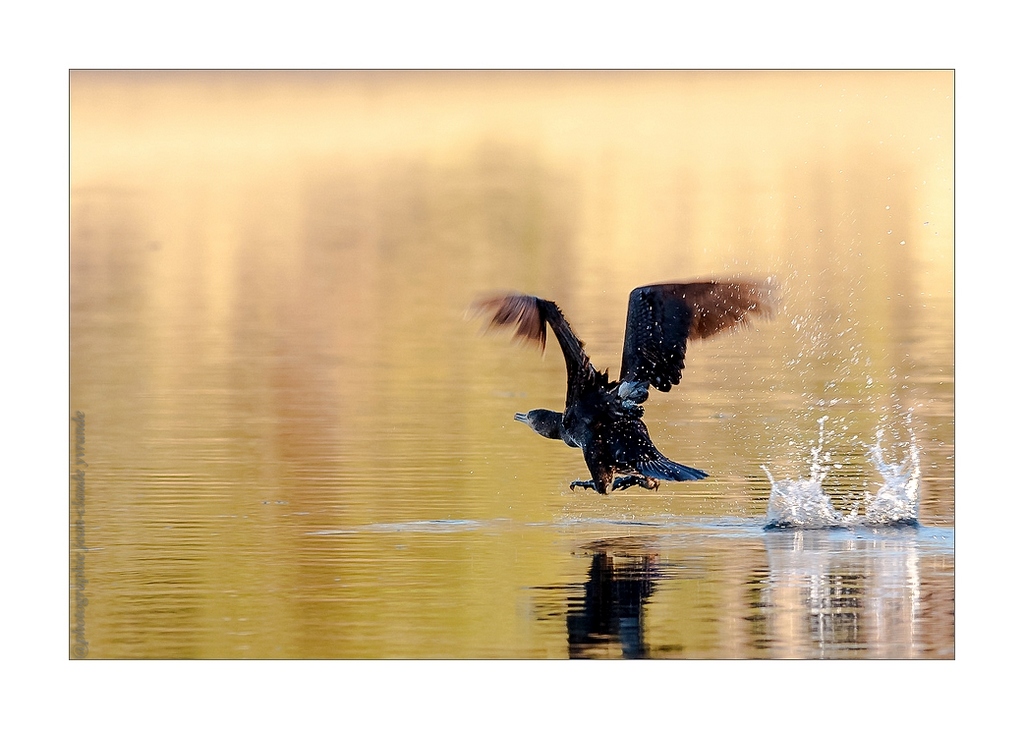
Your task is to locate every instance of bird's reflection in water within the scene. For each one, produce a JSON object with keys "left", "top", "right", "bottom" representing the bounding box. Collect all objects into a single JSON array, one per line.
[{"left": 534, "top": 538, "right": 661, "bottom": 659}]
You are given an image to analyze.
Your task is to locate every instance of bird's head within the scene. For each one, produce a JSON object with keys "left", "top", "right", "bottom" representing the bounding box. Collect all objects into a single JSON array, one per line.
[{"left": 514, "top": 409, "right": 564, "bottom": 440}]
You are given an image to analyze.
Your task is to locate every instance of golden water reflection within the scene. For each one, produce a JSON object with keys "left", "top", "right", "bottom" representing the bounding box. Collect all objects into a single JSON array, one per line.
[
  {"left": 532, "top": 527, "right": 952, "bottom": 659},
  {"left": 70, "top": 71, "right": 953, "bottom": 658}
]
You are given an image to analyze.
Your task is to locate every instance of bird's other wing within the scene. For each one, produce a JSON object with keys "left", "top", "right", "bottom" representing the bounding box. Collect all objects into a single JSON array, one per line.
[
  {"left": 618, "top": 278, "right": 777, "bottom": 393},
  {"left": 473, "top": 292, "right": 601, "bottom": 403}
]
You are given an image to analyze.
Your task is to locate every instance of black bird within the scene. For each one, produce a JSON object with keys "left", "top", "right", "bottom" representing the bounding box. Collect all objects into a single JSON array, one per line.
[{"left": 475, "top": 279, "right": 776, "bottom": 494}]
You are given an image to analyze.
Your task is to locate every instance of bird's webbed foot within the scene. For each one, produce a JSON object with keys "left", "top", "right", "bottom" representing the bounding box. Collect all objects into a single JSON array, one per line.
[{"left": 610, "top": 475, "right": 660, "bottom": 492}]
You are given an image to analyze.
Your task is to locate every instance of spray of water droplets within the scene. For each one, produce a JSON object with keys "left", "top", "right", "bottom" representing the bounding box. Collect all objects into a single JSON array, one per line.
[{"left": 762, "top": 414, "right": 920, "bottom": 529}]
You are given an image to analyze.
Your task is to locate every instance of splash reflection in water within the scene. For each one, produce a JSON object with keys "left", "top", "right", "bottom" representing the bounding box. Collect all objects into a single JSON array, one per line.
[{"left": 757, "top": 526, "right": 951, "bottom": 658}]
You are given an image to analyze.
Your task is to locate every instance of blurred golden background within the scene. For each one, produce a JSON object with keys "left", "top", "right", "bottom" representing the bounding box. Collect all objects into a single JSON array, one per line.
[{"left": 71, "top": 71, "right": 952, "bottom": 658}]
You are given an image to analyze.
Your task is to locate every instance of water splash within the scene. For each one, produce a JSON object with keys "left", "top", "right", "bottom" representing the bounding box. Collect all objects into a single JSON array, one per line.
[
  {"left": 763, "top": 416, "right": 844, "bottom": 529},
  {"left": 864, "top": 427, "right": 920, "bottom": 525},
  {"left": 763, "top": 415, "right": 920, "bottom": 530}
]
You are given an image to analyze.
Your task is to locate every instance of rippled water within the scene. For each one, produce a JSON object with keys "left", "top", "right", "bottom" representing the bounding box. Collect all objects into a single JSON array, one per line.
[{"left": 70, "top": 71, "right": 953, "bottom": 658}]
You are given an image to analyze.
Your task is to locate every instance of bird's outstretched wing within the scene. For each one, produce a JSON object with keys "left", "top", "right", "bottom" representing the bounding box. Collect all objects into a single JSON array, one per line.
[
  {"left": 474, "top": 293, "right": 601, "bottom": 404},
  {"left": 619, "top": 278, "right": 776, "bottom": 393}
]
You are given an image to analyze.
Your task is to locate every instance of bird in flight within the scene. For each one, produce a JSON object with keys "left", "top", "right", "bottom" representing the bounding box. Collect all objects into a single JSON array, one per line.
[{"left": 474, "top": 279, "right": 776, "bottom": 494}]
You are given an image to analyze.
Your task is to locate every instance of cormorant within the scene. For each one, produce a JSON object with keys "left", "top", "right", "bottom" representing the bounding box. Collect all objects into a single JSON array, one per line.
[{"left": 474, "top": 278, "right": 776, "bottom": 494}]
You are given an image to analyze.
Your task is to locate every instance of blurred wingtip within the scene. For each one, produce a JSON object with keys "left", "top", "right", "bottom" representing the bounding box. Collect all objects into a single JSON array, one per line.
[
  {"left": 684, "top": 275, "right": 780, "bottom": 339},
  {"left": 470, "top": 291, "right": 548, "bottom": 350},
  {"left": 468, "top": 291, "right": 517, "bottom": 321}
]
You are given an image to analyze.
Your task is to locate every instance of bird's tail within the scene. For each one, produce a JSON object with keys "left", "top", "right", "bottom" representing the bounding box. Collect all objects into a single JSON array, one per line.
[{"left": 636, "top": 455, "right": 708, "bottom": 481}]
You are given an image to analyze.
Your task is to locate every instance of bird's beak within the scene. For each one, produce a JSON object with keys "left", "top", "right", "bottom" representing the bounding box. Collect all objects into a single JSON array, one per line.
[{"left": 514, "top": 413, "right": 529, "bottom": 423}]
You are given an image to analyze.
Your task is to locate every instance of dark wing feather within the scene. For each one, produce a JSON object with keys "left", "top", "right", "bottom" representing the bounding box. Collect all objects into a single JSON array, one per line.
[
  {"left": 473, "top": 292, "right": 601, "bottom": 404},
  {"left": 619, "top": 278, "right": 777, "bottom": 392}
]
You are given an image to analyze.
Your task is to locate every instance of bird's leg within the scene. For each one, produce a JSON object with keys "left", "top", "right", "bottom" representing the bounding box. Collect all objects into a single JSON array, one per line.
[
  {"left": 610, "top": 475, "right": 660, "bottom": 491},
  {"left": 611, "top": 475, "right": 642, "bottom": 491},
  {"left": 569, "top": 479, "right": 597, "bottom": 492},
  {"left": 580, "top": 448, "right": 614, "bottom": 494}
]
